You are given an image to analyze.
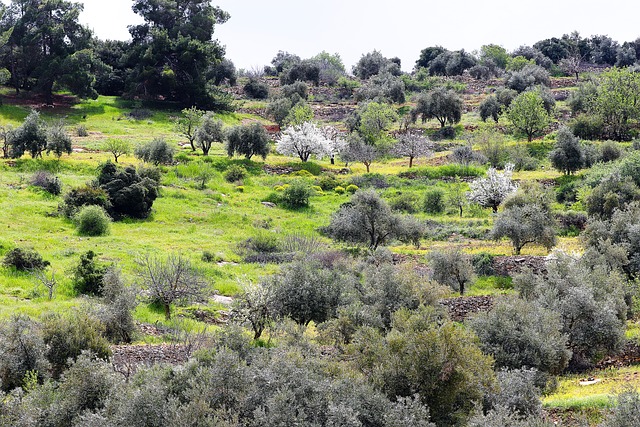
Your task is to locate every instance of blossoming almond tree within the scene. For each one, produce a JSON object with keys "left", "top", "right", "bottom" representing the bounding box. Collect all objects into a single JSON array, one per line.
[{"left": 276, "top": 121, "right": 332, "bottom": 162}]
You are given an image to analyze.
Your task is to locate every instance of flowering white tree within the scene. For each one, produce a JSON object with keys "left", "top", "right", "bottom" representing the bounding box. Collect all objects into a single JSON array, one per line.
[
  {"left": 321, "top": 125, "right": 346, "bottom": 165},
  {"left": 467, "top": 164, "right": 518, "bottom": 213},
  {"left": 392, "top": 131, "right": 433, "bottom": 168},
  {"left": 276, "top": 121, "right": 332, "bottom": 162}
]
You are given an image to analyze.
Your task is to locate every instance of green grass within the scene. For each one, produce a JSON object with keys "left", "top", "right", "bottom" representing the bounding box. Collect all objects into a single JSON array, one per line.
[{"left": 544, "top": 365, "right": 640, "bottom": 410}]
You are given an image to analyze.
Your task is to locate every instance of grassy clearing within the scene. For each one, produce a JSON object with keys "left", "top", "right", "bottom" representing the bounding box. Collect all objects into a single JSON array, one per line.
[{"left": 544, "top": 365, "right": 640, "bottom": 410}]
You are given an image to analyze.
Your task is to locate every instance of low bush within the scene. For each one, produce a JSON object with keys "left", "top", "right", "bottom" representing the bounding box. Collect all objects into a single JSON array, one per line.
[
  {"left": 243, "top": 79, "right": 269, "bottom": 99},
  {"left": 75, "top": 205, "right": 111, "bottom": 236},
  {"left": 334, "top": 186, "right": 345, "bottom": 194},
  {"left": 61, "top": 185, "right": 111, "bottom": 218},
  {"left": 346, "top": 184, "right": 359, "bottom": 194},
  {"left": 399, "top": 164, "right": 484, "bottom": 179},
  {"left": 389, "top": 192, "right": 419, "bottom": 213},
  {"left": 31, "top": 170, "right": 62, "bottom": 195},
  {"left": 555, "top": 211, "right": 588, "bottom": 236},
  {"left": 134, "top": 138, "right": 175, "bottom": 165},
  {"left": 315, "top": 173, "right": 342, "bottom": 191},
  {"left": 472, "top": 252, "right": 495, "bottom": 276},
  {"left": 224, "top": 164, "right": 247, "bottom": 182},
  {"left": 3, "top": 248, "right": 49, "bottom": 271},
  {"left": 281, "top": 180, "right": 313, "bottom": 209}
]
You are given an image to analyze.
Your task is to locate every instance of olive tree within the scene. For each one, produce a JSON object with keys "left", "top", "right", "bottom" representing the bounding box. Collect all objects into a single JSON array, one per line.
[
  {"left": 136, "top": 254, "right": 209, "bottom": 320},
  {"left": 226, "top": 122, "right": 270, "bottom": 160},
  {"left": 46, "top": 121, "right": 73, "bottom": 158},
  {"left": 340, "top": 134, "right": 381, "bottom": 173},
  {"left": 195, "top": 112, "right": 224, "bottom": 155},
  {"left": 412, "top": 87, "right": 463, "bottom": 128},
  {"left": 490, "top": 185, "right": 557, "bottom": 255},
  {"left": 427, "top": 249, "right": 475, "bottom": 295},
  {"left": 9, "top": 110, "right": 48, "bottom": 158},
  {"left": 549, "top": 126, "right": 585, "bottom": 175},
  {"left": 468, "top": 297, "right": 570, "bottom": 376},
  {"left": 323, "top": 189, "right": 417, "bottom": 250}
]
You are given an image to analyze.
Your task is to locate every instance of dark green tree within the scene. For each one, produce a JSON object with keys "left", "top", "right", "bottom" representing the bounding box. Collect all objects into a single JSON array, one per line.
[
  {"left": 225, "top": 122, "right": 269, "bottom": 160},
  {"left": 126, "top": 0, "right": 230, "bottom": 107},
  {"left": 412, "top": 88, "right": 462, "bottom": 128},
  {"left": 9, "top": 110, "right": 47, "bottom": 158},
  {"left": 2, "top": 0, "right": 97, "bottom": 102},
  {"left": 549, "top": 126, "right": 585, "bottom": 175}
]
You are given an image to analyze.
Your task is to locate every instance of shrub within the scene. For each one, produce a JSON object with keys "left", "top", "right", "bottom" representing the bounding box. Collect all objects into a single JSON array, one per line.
[
  {"left": 555, "top": 211, "right": 588, "bottom": 235},
  {"left": 0, "top": 315, "right": 49, "bottom": 392},
  {"left": 95, "top": 267, "right": 138, "bottom": 344},
  {"left": 346, "top": 184, "right": 359, "bottom": 194},
  {"left": 72, "top": 251, "right": 108, "bottom": 296},
  {"left": 224, "top": 164, "right": 247, "bottom": 182},
  {"left": 75, "top": 205, "right": 111, "bottom": 236},
  {"left": 41, "top": 312, "right": 111, "bottom": 378},
  {"left": 97, "top": 162, "right": 159, "bottom": 219},
  {"left": 315, "top": 173, "right": 341, "bottom": 191},
  {"left": 571, "top": 114, "right": 604, "bottom": 140},
  {"left": 76, "top": 125, "right": 88, "bottom": 137},
  {"left": 423, "top": 188, "right": 445, "bottom": 214},
  {"left": 334, "top": 186, "right": 345, "bottom": 194},
  {"left": 281, "top": 180, "right": 313, "bottom": 209},
  {"left": 243, "top": 79, "right": 269, "bottom": 99},
  {"left": 30, "top": 170, "right": 62, "bottom": 195},
  {"left": 472, "top": 252, "right": 495, "bottom": 276},
  {"left": 62, "top": 185, "right": 111, "bottom": 218},
  {"left": 134, "top": 138, "right": 175, "bottom": 165},
  {"left": 3, "top": 248, "right": 49, "bottom": 271},
  {"left": 389, "top": 192, "right": 419, "bottom": 213},
  {"left": 600, "top": 140, "right": 622, "bottom": 163}
]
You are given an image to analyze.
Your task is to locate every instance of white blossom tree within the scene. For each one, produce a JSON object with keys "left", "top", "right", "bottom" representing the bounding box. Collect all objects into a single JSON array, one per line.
[
  {"left": 467, "top": 164, "right": 518, "bottom": 212},
  {"left": 392, "top": 131, "right": 433, "bottom": 168},
  {"left": 276, "top": 121, "right": 332, "bottom": 162},
  {"left": 321, "top": 125, "right": 346, "bottom": 165}
]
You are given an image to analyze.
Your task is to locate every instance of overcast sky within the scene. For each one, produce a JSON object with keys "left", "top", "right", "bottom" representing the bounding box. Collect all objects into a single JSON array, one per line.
[{"left": 70, "top": 0, "right": 640, "bottom": 72}]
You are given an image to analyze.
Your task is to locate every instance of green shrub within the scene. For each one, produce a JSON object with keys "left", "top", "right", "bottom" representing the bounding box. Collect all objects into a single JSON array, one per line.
[
  {"left": 399, "top": 164, "right": 484, "bottom": 179},
  {"left": 389, "top": 192, "right": 419, "bottom": 213},
  {"left": 224, "top": 164, "right": 247, "bottom": 182},
  {"left": 293, "top": 169, "right": 314, "bottom": 177},
  {"left": 201, "top": 251, "right": 216, "bottom": 262},
  {"left": 76, "top": 125, "right": 88, "bottom": 137},
  {"left": 281, "top": 180, "right": 313, "bottom": 209},
  {"left": 315, "top": 173, "right": 342, "bottom": 191},
  {"left": 75, "top": 205, "right": 111, "bottom": 236},
  {"left": 243, "top": 79, "right": 269, "bottom": 99},
  {"left": 334, "top": 186, "right": 345, "bottom": 194},
  {"left": 472, "top": 252, "right": 495, "bottom": 276},
  {"left": 42, "top": 312, "right": 111, "bottom": 378},
  {"left": 62, "top": 185, "right": 111, "bottom": 218},
  {"left": 3, "top": 248, "right": 49, "bottom": 271},
  {"left": 571, "top": 114, "right": 604, "bottom": 140},
  {"left": 134, "top": 138, "right": 175, "bottom": 165},
  {"left": 72, "top": 251, "right": 107, "bottom": 296},
  {"left": 423, "top": 188, "right": 445, "bottom": 214},
  {"left": 235, "top": 185, "right": 245, "bottom": 192},
  {"left": 311, "top": 185, "right": 323, "bottom": 194},
  {"left": 346, "top": 184, "right": 359, "bottom": 194}
]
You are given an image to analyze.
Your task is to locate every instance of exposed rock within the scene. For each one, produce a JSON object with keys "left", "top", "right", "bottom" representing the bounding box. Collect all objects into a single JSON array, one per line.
[
  {"left": 439, "top": 295, "right": 495, "bottom": 322},
  {"left": 492, "top": 255, "right": 547, "bottom": 277},
  {"left": 261, "top": 201, "right": 277, "bottom": 208}
]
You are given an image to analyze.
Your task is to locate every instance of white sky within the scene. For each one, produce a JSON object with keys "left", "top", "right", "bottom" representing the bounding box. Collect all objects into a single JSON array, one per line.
[{"left": 17, "top": 0, "right": 640, "bottom": 72}]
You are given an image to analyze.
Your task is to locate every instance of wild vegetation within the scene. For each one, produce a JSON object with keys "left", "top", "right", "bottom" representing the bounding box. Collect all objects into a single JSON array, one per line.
[{"left": 0, "top": 0, "right": 640, "bottom": 426}]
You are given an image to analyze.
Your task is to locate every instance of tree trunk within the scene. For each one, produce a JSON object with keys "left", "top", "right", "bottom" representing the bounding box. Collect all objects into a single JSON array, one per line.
[
  {"left": 459, "top": 206, "right": 463, "bottom": 217},
  {"left": 365, "top": 163, "right": 370, "bottom": 173},
  {"left": 459, "top": 281, "right": 465, "bottom": 295},
  {"left": 409, "top": 156, "right": 413, "bottom": 168},
  {"left": 163, "top": 303, "right": 172, "bottom": 320}
]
